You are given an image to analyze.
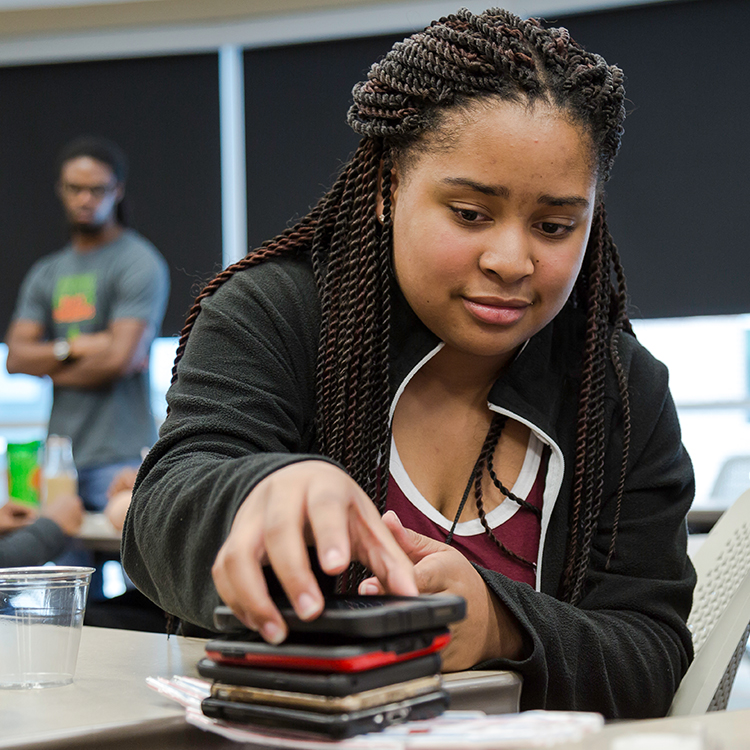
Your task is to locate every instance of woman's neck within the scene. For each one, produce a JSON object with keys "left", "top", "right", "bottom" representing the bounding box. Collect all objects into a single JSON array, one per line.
[{"left": 417, "top": 345, "right": 518, "bottom": 405}]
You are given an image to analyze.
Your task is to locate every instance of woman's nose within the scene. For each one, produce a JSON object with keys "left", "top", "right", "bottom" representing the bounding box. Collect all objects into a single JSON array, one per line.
[{"left": 479, "top": 225, "right": 535, "bottom": 283}]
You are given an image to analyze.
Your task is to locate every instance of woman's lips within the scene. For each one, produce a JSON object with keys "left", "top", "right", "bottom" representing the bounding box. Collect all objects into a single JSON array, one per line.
[{"left": 463, "top": 297, "right": 531, "bottom": 325}]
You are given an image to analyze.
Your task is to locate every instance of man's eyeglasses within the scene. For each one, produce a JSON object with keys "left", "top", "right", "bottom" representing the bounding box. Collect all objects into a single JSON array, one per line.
[{"left": 59, "top": 182, "right": 117, "bottom": 199}]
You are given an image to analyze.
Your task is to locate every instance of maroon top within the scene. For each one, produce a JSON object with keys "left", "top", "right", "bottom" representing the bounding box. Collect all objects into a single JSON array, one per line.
[{"left": 386, "top": 442, "right": 549, "bottom": 587}]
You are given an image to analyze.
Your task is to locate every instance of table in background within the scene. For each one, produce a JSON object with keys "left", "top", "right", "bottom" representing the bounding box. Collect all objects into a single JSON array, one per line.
[{"left": 76, "top": 512, "right": 120, "bottom": 554}]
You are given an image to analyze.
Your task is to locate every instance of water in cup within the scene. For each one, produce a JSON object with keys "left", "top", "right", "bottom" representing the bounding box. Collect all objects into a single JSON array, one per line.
[{"left": 0, "top": 566, "right": 93, "bottom": 688}]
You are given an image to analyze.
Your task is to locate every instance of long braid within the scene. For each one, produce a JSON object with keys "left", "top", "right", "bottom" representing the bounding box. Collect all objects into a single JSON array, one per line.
[
  {"left": 474, "top": 415, "right": 538, "bottom": 569},
  {"left": 312, "top": 138, "right": 392, "bottom": 504},
  {"left": 171, "top": 137, "right": 392, "bottom": 509},
  {"left": 565, "top": 206, "right": 611, "bottom": 603},
  {"left": 605, "top": 214, "right": 633, "bottom": 570}
]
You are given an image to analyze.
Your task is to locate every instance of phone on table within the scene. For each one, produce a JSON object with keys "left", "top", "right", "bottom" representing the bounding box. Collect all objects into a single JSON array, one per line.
[
  {"left": 204, "top": 628, "right": 450, "bottom": 672},
  {"left": 200, "top": 689, "right": 450, "bottom": 739},
  {"left": 209, "top": 673, "right": 442, "bottom": 712},
  {"left": 197, "top": 652, "right": 443, "bottom": 695},
  {"left": 213, "top": 594, "right": 466, "bottom": 638}
]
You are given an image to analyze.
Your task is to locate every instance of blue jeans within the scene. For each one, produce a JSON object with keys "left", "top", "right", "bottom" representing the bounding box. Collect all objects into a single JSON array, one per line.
[{"left": 77, "top": 460, "right": 141, "bottom": 512}]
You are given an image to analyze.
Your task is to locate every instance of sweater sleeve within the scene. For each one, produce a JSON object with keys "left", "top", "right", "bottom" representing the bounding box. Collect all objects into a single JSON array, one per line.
[
  {"left": 121, "top": 259, "right": 337, "bottom": 630},
  {"left": 476, "top": 338, "right": 696, "bottom": 719},
  {"left": 0, "top": 518, "right": 70, "bottom": 567}
]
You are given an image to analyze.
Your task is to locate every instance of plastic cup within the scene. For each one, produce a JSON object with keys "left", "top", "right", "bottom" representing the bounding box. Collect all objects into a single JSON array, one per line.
[{"left": 0, "top": 566, "right": 94, "bottom": 689}]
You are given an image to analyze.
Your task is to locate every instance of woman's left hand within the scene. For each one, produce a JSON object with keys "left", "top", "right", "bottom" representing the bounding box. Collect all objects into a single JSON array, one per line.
[{"left": 359, "top": 511, "right": 524, "bottom": 671}]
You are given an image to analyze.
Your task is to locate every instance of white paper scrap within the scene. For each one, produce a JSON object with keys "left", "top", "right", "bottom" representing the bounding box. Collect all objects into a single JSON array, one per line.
[{"left": 147, "top": 675, "right": 604, "bottom": 749}]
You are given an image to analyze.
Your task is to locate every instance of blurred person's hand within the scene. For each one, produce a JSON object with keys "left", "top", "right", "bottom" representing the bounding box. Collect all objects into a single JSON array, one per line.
[
  {"left": 104, "top": 465, "right": 138, "bottom": 532},
  {"left": 104, "top": 490, "right": 131, "bottom": 532},
  {"left": 106, "top": 466, "right": 139, "bottom": 499},
  {"left": 41, "top": 494, "right": 84, "bottom": 536},
  {"left": 0, "top": 500, "right": 37, "bottom": 534}
]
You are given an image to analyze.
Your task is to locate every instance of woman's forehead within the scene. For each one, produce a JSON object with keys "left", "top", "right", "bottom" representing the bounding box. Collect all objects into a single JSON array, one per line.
[{"left": 397, "top": 99, "right": 597, "bottom": 190}]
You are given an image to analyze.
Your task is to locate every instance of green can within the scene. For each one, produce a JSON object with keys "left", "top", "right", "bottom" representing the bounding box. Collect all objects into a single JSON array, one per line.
[{"left": 7, "top": 440, "right": 42, "bottom": 507}]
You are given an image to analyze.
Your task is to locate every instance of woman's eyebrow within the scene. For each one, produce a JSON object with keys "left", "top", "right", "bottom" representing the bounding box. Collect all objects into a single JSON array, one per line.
[
  {"left": 537, "top": 193, "right": 590, "bottom": 208},
  {"left": 440, "top": 177, "right": 510, "bottom": 198},
  {"left": 440, "top": 178, "right": 590, "bottom": 209}
]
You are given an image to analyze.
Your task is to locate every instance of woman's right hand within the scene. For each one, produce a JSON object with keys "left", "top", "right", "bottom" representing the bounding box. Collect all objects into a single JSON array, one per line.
[{"left": 212, "top": 460, "right": 417, "bottom": 645}]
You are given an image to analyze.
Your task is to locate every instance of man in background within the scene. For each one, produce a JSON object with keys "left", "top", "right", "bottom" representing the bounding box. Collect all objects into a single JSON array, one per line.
[{"left": 5, "top": 136, "right": 170, "bottom": 513}]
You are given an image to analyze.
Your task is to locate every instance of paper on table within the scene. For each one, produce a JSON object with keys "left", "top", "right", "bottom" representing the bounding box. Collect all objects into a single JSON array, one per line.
[{"left": 147, "top": 675, "right": 604, "bottom": 749}]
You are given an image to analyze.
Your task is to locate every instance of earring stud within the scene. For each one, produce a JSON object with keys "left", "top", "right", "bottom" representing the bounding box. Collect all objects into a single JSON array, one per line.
[{"left": 378, "top": 214, "right": 385, "bottom": 224}]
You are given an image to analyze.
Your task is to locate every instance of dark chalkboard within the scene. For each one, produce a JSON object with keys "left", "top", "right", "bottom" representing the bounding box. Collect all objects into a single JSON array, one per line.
[{"left": 0, "top": 53, "right": 222, "bottom": 337}]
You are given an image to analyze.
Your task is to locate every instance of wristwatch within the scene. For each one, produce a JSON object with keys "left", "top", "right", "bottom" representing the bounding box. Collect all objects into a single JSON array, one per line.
[{"left": 52, "top": 338, "right": 72, "bottom": 363}]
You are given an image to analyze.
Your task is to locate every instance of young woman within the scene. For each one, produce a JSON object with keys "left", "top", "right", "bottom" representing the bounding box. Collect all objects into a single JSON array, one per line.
[{"left": 122, "top": 9, "right": 695, "bottom": 719}]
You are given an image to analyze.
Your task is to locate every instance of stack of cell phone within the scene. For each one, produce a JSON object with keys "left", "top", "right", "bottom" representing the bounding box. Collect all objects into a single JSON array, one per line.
[{"left": 197, "top": 594, "right": 466, "bottom": 739}]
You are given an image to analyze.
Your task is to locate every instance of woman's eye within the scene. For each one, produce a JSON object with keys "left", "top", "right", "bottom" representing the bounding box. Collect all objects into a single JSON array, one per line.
[
  {"left": 451, "top": 207, "right": 486, "bottom": 224},
  {"left": 538, "top": 221, "right": 574, "bottom": 237}
]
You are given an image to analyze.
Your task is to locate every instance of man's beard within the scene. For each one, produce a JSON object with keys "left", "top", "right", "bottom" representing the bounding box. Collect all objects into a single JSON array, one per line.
[{"left": 69, "top": 220, "right": 104, "bottom": 236}]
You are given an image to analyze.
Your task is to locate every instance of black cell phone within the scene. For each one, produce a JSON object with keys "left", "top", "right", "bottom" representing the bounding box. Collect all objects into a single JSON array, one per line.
[
  {"left": 213, "top": 594, "right": 466, "bottom": 638},
  {"left": 197, "top": 653, "right": 443, "bottom": 696},
  {"left": 200, "top": 689, "right": 450, "bottom": 739},
  {"left": 204, "top": 628, "right": 450, "bottom": 672}
]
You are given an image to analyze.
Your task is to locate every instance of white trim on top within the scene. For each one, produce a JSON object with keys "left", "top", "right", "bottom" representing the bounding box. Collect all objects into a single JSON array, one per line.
[
  {"left": 488, "top": 405, "right": 565, "bottom": 592},
  {"left": 0, "top": 0, "right": 690, "bottom": 66},
  {"left": 390, "top": 430, "right": 544, "bottom": 536}
]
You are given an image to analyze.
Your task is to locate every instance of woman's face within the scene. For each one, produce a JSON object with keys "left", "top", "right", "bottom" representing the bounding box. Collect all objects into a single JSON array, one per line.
[{"left": 388, "top": 100, "right": 597, "bottom": 370}]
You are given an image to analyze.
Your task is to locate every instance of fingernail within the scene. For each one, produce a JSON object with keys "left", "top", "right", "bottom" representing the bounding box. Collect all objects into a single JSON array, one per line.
[
  {"left": 261, "top": 621, "right": 285, "bottom": 645},
  {"left": 360, "top": 582, "right": 379, "bottom": 595},
  {"left": 324, "top": 548, "right": 345, "bottom": 569},
  {"left": 297, "top": 592, "right": 318, "bottom": 620}
]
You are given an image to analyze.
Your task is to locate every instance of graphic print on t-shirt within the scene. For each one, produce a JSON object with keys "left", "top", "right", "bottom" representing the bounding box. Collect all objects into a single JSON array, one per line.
[{"left": 52, "top": 273, "right": 97, "bottom": 329}]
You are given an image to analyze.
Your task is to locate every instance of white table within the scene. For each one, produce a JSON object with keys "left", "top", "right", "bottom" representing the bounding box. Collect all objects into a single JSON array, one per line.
[
  {"left": 0, "top": 626, "right": 521, "bottom": 749},
  {"left": 5, "top": 625, "right": 747, "bottom": 750},
  {"left": 1, "top": 626, "right": 219, "bottom": 749},
  {"left": 555, "top": 708, "right": 750, "bottom": 749}
]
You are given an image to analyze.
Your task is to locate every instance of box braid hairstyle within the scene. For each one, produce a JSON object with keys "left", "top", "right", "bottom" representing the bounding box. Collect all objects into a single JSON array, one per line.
[{"left": 171, "top": 8, "right": 630, "bottom": 606}]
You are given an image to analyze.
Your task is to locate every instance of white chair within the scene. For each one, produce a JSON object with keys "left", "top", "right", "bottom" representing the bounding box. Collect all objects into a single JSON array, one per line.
[{"left": 669, "top": 488, "right": 750, "bottom": 715}]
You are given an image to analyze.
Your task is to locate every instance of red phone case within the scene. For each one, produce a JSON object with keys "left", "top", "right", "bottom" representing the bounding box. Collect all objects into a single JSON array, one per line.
[{"left": 205, "top": 628, "right": 450, "bottom": 673}]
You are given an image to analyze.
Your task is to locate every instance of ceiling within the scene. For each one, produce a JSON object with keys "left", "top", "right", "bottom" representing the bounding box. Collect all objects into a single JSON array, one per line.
[
  {"left": 0, "top": 0, "right": 679, "bottom": 38},
  {"left": 0, "top": 0, "right": 685, "bottom": 65}
]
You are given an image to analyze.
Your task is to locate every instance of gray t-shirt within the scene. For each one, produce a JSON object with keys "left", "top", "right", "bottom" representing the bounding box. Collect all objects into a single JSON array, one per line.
[{"left": 12, "top": 229, "right": 170, "bottom": 469}]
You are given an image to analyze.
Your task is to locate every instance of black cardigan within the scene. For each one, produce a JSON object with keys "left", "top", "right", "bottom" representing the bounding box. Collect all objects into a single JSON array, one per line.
[{"left": 122, "top": 256, "right": 695, "bottom": 719}]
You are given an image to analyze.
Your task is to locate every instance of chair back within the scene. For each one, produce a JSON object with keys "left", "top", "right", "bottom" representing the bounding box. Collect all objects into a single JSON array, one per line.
[{"left": 668, "top": 488, "right": 750, "bottom": 715}]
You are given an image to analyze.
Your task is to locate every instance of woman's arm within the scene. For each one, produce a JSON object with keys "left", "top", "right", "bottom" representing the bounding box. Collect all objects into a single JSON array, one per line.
[
  {"left": 121, "top": 259, "right": 415, "bottom": 632},
  {"left": 121, "top": 259, "right": 329, "bottom": 628}
]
